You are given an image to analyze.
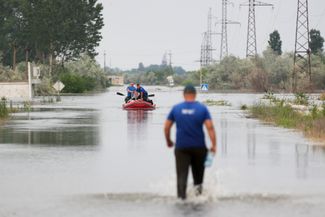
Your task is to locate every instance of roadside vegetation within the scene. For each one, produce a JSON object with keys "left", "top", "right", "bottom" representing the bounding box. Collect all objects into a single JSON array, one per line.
[
  {"left": 0, "top": 96, "right": 59, "bottom": 123},
  {"left": 246, "top": 93, "right": 325, "bottom": 142},
  {"left": 59, "top": 55, "right": 110, "bottom": 93},
  {"left": 203, "top": 99, "right": 231, "bottom": 107},
  {"left": 0, "top": 97, "right": 9, "bottom": 119}
]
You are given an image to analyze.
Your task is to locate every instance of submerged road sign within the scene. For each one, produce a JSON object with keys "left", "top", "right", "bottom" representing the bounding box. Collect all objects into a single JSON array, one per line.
[
  {"left": 201, "top": 84, "right": 209, "bottom": 91},
  {"left": 53, "top": 81, "right": 65, "bottom": 92}
]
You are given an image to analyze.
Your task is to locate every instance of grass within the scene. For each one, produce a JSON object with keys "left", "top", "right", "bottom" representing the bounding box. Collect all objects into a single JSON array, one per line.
[
  {"left": 0, "top": 97, "right": 9, "bottom": 119},
  {"left": 0, "top": 98, "right": 34, "bottom": 124},
  {"left": 249, "top": 102, "right": 325, "bottom": 142},
  {"left": 203, "top": 99, "right": 231, "bottom": 107},
  {"left": 294, "top": 92, "right": 309, "bottom": 105}
]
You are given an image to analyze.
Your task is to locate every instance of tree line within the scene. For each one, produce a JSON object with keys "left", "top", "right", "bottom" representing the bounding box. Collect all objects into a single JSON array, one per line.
[
  {"left": 195, "top": 29, "right": 325, "bottom": 92},
  {"left": 113, "top": 29, "right": 325, "bottom": 91},
  {"left": 0, "top": 0, "right": 104, "bottom": 72},
  {"left": 109, "top": 62, "right": 187, "bottom": 86}
]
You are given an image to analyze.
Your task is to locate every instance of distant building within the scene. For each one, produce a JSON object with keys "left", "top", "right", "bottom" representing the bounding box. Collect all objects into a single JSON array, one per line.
[
  {"left": 167, "top": 76, "right": 174, "bottom": 87},
  {"left": 107, "top": 75, "right": 124, "bottom": 86}
]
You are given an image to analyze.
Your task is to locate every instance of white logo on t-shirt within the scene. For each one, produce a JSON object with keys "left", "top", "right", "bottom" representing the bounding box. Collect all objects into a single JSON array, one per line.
[{"left": 182, "top": 109, "right": 195, "bottom": 115}]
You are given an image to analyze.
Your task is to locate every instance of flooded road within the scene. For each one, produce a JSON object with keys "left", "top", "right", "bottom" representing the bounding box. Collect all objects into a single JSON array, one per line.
[{"left": 1, "top": 87, "right": 325, "bottom": 217}]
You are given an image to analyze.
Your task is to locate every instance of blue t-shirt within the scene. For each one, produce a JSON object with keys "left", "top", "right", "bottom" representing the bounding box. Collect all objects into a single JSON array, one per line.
[
  {"left": 127, "top": 86, "right": 136, "bottom": 97},
  {"left": 167, "top": 101, "right": 212, "bottom": 149},
  {"left": 136, "top": 87, "right": 148, "bottom": 96}
]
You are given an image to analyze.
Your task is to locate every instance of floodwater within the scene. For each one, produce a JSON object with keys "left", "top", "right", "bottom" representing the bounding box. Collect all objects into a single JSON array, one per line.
[{"left": 1, "top": 87, "right": 325, "bottom": 217}]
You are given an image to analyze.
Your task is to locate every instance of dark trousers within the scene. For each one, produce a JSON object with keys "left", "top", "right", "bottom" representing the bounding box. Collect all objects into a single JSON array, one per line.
[
  {"left": 136, "top": 94, "right": 148, "bottom": 101},
  {"left": 175, "top": 147, "right": 207, "bottom": 199},
  {"left": 136, "top": 94, "right": 153, "bottom": 105}
]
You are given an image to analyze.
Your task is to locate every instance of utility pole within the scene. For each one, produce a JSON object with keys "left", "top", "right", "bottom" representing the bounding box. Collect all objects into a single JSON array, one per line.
[
  {"left": 168, "top": 50, "right": 173, "bottom": 74},
  {"left": 293, "top": 0, "right": 311, "bottom": 92},
  {"left": 200, "top": 8, "right": 214, "bottom": 68},
  {"left": 241, "top": 0, "right": 273, "bottom": 58},
  {"left": 219, "top": 0, "right": 240, "bottom": 60},
  {"left": 168, "top": 50, "right": 172, "bottom": 67},
  {"left": 103, "top": 51, "right": 107, "bottom": 73},
  {"left": 162, "top": 52, "right": 168, "bottom": 66}
]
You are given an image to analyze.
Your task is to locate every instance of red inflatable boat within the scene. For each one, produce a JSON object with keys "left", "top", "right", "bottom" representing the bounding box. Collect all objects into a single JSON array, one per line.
[{"left": 123, "top": 100, "right": 156, "bottom": 110}]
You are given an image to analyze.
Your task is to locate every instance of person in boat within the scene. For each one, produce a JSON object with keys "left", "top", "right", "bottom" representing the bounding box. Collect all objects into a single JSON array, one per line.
[
  {"left": 125, "top": 83, "right": 136, "bottom": 103},
  {"left": 136, "top": 83, "right": 148, "bottom": 100},
  {"left": 135, "top": 83, "right": 153, "bottom": 104},
  {"left": 164, "top": 84, "right": 217, "bottom": 200}
]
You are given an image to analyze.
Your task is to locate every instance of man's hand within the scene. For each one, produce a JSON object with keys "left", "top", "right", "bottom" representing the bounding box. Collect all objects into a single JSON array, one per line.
[
  {"left": 167, "top": 139, "right": 174, "bottom": 148},
  {"left": 204, "top": 120, "right": 217, "bottom": 155},
  {"left": 210, "top": 145, "right": 217, "bottom": 154},
  {"left": 164, "top": 120, "right": 174, "bottom": 149}
]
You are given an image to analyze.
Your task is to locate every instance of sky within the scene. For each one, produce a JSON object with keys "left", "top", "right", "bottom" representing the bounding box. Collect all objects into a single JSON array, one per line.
[{"left": 95, "top": 0, "right": 325, "bottom": 71}]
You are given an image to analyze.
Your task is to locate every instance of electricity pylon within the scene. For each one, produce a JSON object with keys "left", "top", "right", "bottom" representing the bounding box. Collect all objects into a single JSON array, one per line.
[
  {"left": 219, "top": 0, "right": 240, "bottom": 60},
  {"left": 200, "top": 8, "right": 214, "bottom": 68},
  {"left": 241, "top": 0, "right": 273, "bottom": 58},
  {"left": 293, "top": 0, "right": 311, "bottom": 91}
]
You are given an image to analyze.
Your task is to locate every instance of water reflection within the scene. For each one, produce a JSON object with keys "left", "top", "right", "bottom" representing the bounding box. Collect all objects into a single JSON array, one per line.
[
  {"left": 246, "top": 122, "right": 256, "bottom": 161},
  {"left": 268, "top": 140, "right": 280, "bottom": 165},
  {"left": 295, "top": 143, "right": 309, "bottom": 179},
  {"left": 126, "top": 110, "right": 150, "bottom": 143},
  {"left": 127, "top": 110, "right": 149, "bottom": 124},
  {"left": 220, "top": 117, "right": 228, "bottom": 156},
  {"left": 0, "top": 111, "right": 99, "bottom": 147}
]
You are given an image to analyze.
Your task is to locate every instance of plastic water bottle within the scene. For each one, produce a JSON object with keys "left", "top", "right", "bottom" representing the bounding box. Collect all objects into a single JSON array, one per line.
[{"left": 205, "top": 151, "right": 215, "bottom": 167}]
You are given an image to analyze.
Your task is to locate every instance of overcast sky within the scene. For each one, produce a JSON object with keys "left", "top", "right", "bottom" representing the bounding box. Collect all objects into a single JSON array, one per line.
[{"left": 95, "top": 0, "right": 325, "bottom": 71}]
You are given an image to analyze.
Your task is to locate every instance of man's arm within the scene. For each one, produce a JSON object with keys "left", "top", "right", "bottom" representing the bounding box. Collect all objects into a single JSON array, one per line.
[
  {"left": 204, "top": 120, "right": 217, "bottom": 154},
  {"left": 164, "top": 120, "right": 174, "bottom": 148}
]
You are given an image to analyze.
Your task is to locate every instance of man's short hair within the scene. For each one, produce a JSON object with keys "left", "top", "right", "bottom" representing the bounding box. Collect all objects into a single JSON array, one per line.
[{"left": 183, "top": 84, "right": 196, "bottom": 94}]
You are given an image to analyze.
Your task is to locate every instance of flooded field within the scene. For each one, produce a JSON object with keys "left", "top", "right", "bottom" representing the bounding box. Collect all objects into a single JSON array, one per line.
[{"left": 1, "top": 87, "right": 325, "bottom": 217}]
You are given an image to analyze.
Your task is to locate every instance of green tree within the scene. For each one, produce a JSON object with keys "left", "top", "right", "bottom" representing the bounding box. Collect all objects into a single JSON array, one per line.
[
  {"left": 268, "top": 30, "right": 282, "bottom": 55},
  {"left": 138, "top": 62, "right": 145, "bottom": 71},
  {"left": 310, "top": 29, "right": 324, "bottom": 55},
  {"left": 0, "top": 0, "right": 104, "bottom": 69},
  {"left": 0, "top": 0, "right": 28, "bottom": 70}
]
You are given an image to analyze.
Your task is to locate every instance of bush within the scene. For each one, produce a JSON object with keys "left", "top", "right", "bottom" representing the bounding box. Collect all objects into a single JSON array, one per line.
[
  {"left": 57, "top": 54, "right": 108, "bottom": 93},
  {"left": 60, "top": 73, "right": 96, "bottom": 93},
  {"left": 241, "top": 104, "right": 248, "bottom": 110}
]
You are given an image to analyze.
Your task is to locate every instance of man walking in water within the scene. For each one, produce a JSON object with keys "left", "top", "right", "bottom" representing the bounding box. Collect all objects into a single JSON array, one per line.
[{"left": 164, "top": 85, "right": 217, "bottom": 199}]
